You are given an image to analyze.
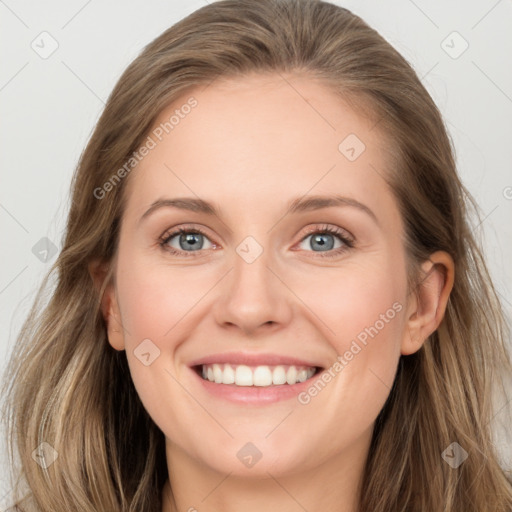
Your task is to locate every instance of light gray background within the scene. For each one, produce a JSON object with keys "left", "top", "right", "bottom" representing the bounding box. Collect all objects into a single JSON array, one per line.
[{"left": 1, "top": 0, "right": 511, "bottom": 507}]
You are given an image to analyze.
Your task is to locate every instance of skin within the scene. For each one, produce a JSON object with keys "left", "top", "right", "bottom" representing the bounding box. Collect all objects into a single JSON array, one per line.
[{"left": 90, "top": 72, "right": 454, "bottom": 512}]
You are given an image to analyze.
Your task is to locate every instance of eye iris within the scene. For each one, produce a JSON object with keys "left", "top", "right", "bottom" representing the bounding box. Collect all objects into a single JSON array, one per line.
[
  {"left": 311, "top": 233, "right": 334, "bottom": 251},
  {"left": 180, "top": 232, "right": 202, "bottom": 250}
]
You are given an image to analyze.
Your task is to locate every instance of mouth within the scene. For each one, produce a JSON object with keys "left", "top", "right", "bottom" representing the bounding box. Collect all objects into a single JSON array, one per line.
[
  {"left": 192, "top": 363, "right": 322, "bottom": 387},
  {"left": 188, "top": 352, "right": 326, "bottom": 404}
]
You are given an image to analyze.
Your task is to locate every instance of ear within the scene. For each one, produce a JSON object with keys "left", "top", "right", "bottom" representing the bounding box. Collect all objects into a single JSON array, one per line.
[
  {"left": 88, "top": 259, "right": 125, "bottom": 351},
  {"left": 401, "top": 251, "right": 454, "bottom": 355}
]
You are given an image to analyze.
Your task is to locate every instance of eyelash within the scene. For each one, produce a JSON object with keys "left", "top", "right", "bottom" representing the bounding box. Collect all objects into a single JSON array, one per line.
[{"left": 158, "top": 224, "right": 355, "bottom": 259}]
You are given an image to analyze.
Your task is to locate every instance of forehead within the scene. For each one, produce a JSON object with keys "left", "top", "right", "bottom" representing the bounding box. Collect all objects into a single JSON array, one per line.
[{"left": 122, "top": 72, "right": 400, "bottom": 226}]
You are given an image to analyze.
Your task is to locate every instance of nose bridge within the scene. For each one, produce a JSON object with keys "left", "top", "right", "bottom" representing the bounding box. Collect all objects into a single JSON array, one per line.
[{"left": 213, "top": 233, "right": 292, "bottom": 333}]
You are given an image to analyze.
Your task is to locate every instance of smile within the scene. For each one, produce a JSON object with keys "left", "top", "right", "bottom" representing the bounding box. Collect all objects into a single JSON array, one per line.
[
  {"left": 188, "top": 352, "right": 326, "bottom": 404},
  {"left": 198, "top": 363, "right": 319, "bottom": 387}
]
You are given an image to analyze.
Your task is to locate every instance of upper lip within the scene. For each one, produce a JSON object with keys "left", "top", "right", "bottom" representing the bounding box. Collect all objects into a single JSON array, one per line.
[{"left": 189, "top": 352, "right": 323, "bottom": 368}]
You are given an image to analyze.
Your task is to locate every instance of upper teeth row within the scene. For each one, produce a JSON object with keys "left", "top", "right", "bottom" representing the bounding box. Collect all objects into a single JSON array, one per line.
[{"left": 201, "top": 364, "right": 316, "bottom": 386}]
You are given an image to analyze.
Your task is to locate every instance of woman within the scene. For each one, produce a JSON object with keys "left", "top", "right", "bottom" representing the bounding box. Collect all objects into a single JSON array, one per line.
[{"left": 2, "top": 0, "right": 512, "bottom": 510}]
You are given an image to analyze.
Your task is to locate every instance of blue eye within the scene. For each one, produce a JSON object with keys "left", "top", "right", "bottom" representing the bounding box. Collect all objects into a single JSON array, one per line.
[
  {"left": 160, "top": 227, "right": 213, "bottom": 255},
  {"left": 159, "top": 224, "right": 354, "bottom": 258},
  {"left": 297, "top": 225, "right": 354, "bottom": 258}
]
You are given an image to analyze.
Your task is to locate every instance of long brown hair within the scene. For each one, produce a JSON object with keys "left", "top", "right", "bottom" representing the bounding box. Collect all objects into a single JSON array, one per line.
[{"left": 2, "top": 0, "right": 511, "bottom": 510}]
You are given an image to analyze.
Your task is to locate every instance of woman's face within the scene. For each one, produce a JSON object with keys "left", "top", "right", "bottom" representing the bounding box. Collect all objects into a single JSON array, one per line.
[{"left": 106, "top": 72, "right": 414, "bottom": 477}]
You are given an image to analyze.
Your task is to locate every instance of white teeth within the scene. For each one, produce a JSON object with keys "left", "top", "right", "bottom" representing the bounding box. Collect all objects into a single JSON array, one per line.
[
  {"left": 235, "top": 365, "right": 253, "bottom": 386},
  {"left": 272, "top": 365, "right": 287, "bottom": 385},
  {"left": 296, "top": 369, "right": 308, "bottom": 383},
  {"left": 222, "top": 363, "right": 235, "bottom": 384},
  {"left": 286, "top": 366, "right": 297, "bottom": 385},
  {"left": 213, "top": 364, "right": 223, "bottom": 383},
  {"left": 200, "top": 363, "right": 316, "bottom": 386},
  {"left": 253, "top": 366, "right": 273, "bottom": 386}
]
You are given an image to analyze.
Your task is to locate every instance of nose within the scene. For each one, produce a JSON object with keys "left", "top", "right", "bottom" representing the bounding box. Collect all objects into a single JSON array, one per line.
[{"left": 212, "top": 243, "right": 293, "bottom": 336}]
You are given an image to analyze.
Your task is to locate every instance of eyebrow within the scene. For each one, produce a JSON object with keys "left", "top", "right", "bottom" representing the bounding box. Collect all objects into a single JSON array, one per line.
[{"left": 139, "top": 194, "right": 379, "bottom": 226}]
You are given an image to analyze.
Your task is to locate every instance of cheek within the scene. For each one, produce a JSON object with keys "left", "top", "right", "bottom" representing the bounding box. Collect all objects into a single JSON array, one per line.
[
  {"left": 115, "top": 251, "right": 212, "bottom": 344},
  {"left": 299, "top": 257, "right": 405, "bottom": 349},
  {"left": 294, "top": 255, "right": 406, "bottom": 404}
]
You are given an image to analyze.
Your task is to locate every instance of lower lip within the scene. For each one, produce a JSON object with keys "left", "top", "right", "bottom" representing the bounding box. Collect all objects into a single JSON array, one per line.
[{"left": 191, "top": 367, "right": 321, "bottom": 405}]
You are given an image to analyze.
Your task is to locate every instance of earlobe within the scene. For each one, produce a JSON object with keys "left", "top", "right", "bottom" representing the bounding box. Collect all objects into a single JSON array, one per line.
[
  {"left": 401, "top": 251, "right": 454, "bottom": 355},
  {"left": 88, "top": 259, "right": 126, "bottom": 352}
]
